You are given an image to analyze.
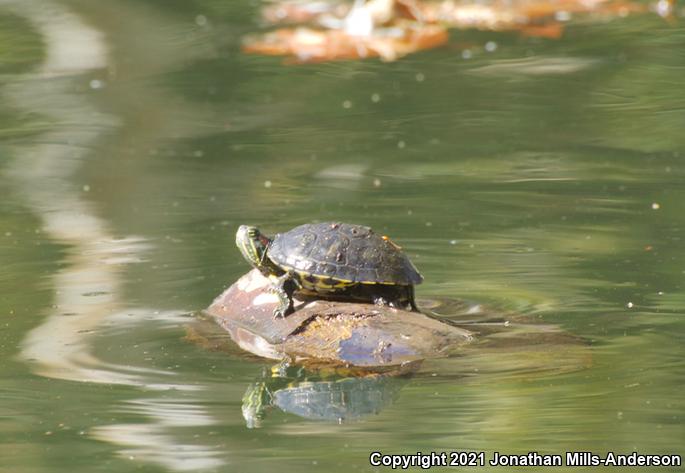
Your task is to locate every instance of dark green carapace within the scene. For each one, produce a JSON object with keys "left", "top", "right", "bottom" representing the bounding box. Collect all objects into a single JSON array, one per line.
[{"left": 236, "top": 222, "right": 423, "bottom": 317}]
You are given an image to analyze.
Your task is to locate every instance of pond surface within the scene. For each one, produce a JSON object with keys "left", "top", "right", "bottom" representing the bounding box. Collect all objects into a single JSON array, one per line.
[{"left": 1, "top": 0, "right": 684, "bottom": 471}]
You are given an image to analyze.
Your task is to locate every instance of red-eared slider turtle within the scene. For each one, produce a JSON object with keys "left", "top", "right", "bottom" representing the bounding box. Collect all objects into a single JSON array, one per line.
[
  {"left": 235, "top": 222, "right": 423, "bottom": 318},
  {"left": 241, "top": 365, "right": 408, "bottom": 427}
]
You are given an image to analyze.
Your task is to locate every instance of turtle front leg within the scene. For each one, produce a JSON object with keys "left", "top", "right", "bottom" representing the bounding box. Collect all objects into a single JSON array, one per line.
[{"left": 270, "top": 273, "right": 298, "bottom": 318}]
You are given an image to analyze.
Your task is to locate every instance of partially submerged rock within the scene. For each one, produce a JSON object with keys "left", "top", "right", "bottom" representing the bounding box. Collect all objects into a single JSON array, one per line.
[
  {"left": 205, "top": 269, "right": 473, "bottom": 368},
  {"left": 199, "top": 270, "right": 593, "bottom": 427}
]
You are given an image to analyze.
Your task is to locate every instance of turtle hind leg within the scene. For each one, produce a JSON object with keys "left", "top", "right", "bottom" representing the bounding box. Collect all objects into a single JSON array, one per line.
[
  {"left": 271, "top": 273, "right": 298, "bottom": 318},
  {"left": 407, "top": 285, "right": 420, "bottom": 312},
  {"left": 371, "top": 286, "right": 419, "bottom": 312},
  {"left": 363, "top": 284, "right": 414, "bottom": 311},
  {"left": 408, "top": 299, "right": 419, "bottom": 312}
]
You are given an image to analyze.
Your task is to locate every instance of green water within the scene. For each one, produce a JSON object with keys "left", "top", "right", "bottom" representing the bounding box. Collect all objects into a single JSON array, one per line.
[{"left": 1, "top": 0, "right": 684, "bottom": 471}]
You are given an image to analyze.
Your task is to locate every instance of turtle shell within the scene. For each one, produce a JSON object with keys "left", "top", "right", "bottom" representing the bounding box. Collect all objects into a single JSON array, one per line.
[{"left": 268, "top": 222, "right": 423, "bottom": 285}]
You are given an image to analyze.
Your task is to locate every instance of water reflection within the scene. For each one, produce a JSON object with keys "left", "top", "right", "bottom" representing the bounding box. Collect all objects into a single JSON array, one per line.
[
  {"left": 3, "top": 1, "right": 225, "bottom": 470},
  {"left": 1, "top": 0, "right": 683, "bottom": 471},
  {"left": 3, "top": 0, "right": 197, "bottom": 386},
  {"left": 242, "top": 365, "right": 412, "bottom": 427},
  {"left": 3, "top": 0, "right": 125, "bottom": 383},
  {"left": 91, "top": 398, "right": 225, "bottom": 471}
]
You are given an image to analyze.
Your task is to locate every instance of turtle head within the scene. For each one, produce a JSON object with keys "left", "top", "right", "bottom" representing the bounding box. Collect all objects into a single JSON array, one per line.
[{"left": 236, "top": 225, "right": 273, "bottom": 274}]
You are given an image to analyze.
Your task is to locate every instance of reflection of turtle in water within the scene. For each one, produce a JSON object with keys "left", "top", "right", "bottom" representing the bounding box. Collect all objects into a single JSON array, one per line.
[
  {"left": 242, "top": 364, "right": 410, "bottom": 428},
  {"left": 235, "top": 222, "right": 423, "bottom": 318}
]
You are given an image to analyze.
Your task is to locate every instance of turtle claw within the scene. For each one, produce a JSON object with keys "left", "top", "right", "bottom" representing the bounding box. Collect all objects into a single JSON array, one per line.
[
  {"left": 273, "top": 304, "right": 294, "bottom": 319},
  {"left": 270, "top": 288, "right": 292, "bottom": 318}
]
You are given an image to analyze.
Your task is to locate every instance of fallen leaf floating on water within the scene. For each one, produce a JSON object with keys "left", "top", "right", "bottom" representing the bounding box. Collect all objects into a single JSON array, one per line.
[
  {"left": 262, "top": 0, "right": 398, "bottom": 27},
  {"left": 260, "top": 0, "right": 667, "bottom": 26},
  {"left": 246, "top": 0, "right": 674, "bottom": 62},
  {"left": 247, "top": 0, "right": 449, "bottom": 62},
  {"left": 261, "top": 0, "right": 350, "bottom": 25},
  {"left": 242, "top": 21, "right": 449, "bottom": 63},
  {"left": 412, "top": 0, "right": 654, "bottom": 30}
]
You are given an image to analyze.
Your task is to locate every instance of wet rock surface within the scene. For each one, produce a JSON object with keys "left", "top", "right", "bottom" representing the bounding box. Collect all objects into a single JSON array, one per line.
[{"left": 204, "top": 269, "right": 473, "bottom": 367}]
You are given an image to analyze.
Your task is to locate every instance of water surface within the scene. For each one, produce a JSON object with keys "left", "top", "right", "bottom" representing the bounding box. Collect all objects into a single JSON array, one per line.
[{"left": 1, "top": 0, "right": 684, "bottom": 471}]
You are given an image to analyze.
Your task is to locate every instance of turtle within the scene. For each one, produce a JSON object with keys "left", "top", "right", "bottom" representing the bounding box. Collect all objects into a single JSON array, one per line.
[
  {"left": 241, "top": 364, "right": 408, "bottom": 427},
  {"left": 235, "top": 222, "right": 423, "bottom": 318}
]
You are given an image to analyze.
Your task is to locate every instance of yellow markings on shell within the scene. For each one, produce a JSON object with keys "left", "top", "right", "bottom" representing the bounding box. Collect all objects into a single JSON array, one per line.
[
  {"left": 295, "top": 271, "right": 355, "bottom": 292},
  {"left": 313, "top": 277, "right": 354, "bottom": 289}
]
